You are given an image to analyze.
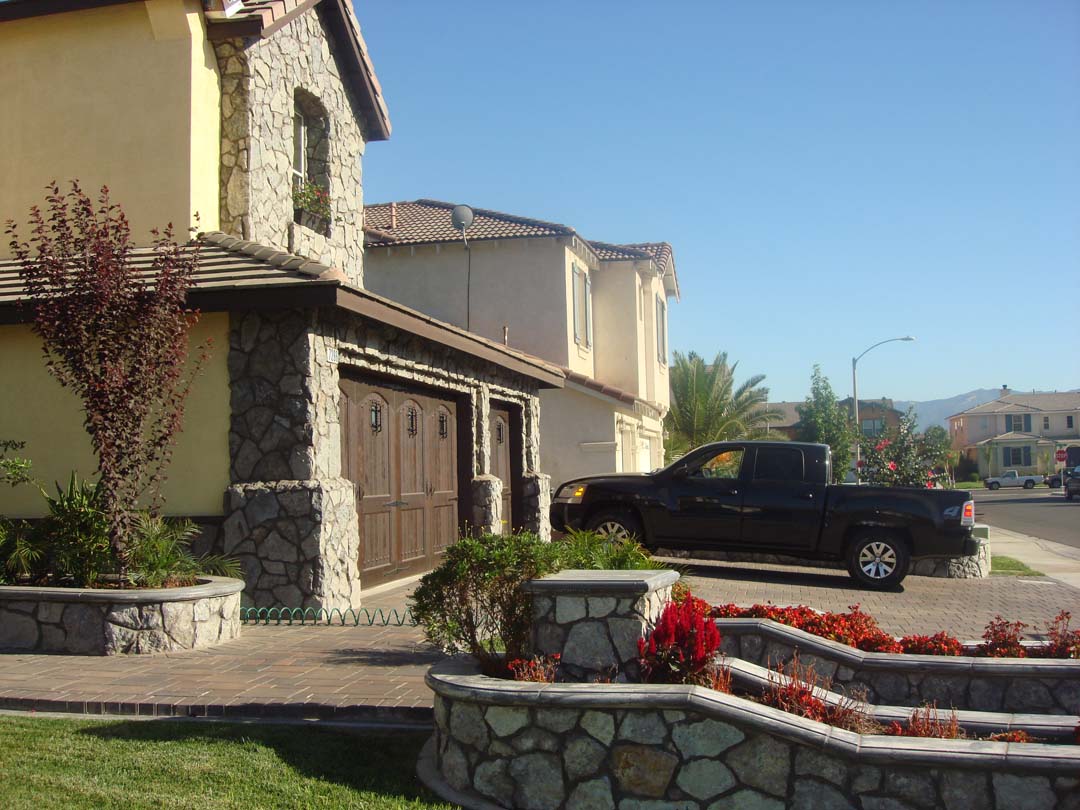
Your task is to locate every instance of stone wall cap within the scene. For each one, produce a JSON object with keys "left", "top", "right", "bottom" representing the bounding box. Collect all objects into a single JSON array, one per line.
[
  {"left": 715, "top": 617, "right": 1080, "bottom": 675},
  {"left": 0, "top": 576, "right": 244, "bottom": 605},
  {"left": 521, "top": 568, "right": 679, "bottom": 595}
]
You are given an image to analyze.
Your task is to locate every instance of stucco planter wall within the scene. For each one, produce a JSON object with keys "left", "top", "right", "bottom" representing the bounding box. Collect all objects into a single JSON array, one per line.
[
  {"left": 717, "top": 618, "right": 1080, "bottom": 715},
  {"left": 422, "top": 658, "right": 1080, "bottom": 810},
  {"left": 0, "top": 576, "right": 243, "bottom": 655}
]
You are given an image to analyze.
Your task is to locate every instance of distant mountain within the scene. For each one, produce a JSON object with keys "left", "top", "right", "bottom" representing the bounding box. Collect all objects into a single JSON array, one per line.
[{"left": 894, "top": 389, "right": 1005, "bottom": 430}]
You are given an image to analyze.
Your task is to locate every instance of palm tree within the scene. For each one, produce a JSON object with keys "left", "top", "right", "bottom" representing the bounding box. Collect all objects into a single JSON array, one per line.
[{"left": 664, "top": 351, "right": 781, "bottom": 462}]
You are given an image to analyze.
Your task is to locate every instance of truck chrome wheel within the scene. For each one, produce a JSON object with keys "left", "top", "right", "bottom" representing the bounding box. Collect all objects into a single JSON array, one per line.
[
  {"left": 857, "top": 542, "right": 897, "bottom": 580},
  {"left": 595, "top": 521, "right": 632, "bottom": 541},
  {"left": 847, "top": 531, "right": 910, "bottom": 589}
]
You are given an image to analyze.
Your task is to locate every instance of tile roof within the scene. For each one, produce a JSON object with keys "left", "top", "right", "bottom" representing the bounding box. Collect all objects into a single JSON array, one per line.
[
  {"left": 365, "top": 201, "right": 680, "bottom": 298},
  {"left": 0, "top": 232, "right": 345, "bottom": 308},
  {"left": 364, "top": 200, "right": 577, "bottom": 247},
  {"left": 956, "top": 392, "right": 1080, "bottom": 415},
  {"left": 974, "top": 431, "right": 1056, "bottom": 445},
  {"left": 763, "top": 402, "right": 803, "bottom": 428},
  {"left": 560, "top": 367, "right": 638, "bottom": 407},
  {"left": 0, "top": 232, "right": 564, "bottom": 386}
]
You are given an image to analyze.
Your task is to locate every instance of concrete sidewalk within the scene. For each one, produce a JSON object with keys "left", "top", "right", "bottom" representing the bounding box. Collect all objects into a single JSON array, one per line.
[{"left": 988, "top": 524, "right": 1080, "bottom": 590}]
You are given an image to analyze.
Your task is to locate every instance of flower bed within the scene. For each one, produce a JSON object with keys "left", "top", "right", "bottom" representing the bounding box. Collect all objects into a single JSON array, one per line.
[
  {"left": 710, "top": 602, "right": 1080, "bottom": 659},
  {"left": 0, "top": 576, "right": 242, "bottom": 655}
]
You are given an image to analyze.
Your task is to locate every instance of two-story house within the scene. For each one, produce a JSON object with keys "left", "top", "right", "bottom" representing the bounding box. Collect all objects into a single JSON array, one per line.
[
  {"left": 763, "top": 398, "right": 902, "bottom": 440},
  {"left": 362, "top": 200, "right": 680, "bottom": 491},
  {"left": 0, "top": 0, "right": 564, "bottom": 608},
  {"left": 949, "top": 390, "right": 1080, "bottom": 476}
]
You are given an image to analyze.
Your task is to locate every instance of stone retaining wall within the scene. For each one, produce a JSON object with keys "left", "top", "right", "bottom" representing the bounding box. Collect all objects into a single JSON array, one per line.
[
  {"left": 717, "top": 618, "right": 1080, "bottom": 715},
  {"left": 0, "top": 577, "right": 243, "bottom": 655},
  {"left": 423, "top": 659, "right": 1080, "bottom": 810}
]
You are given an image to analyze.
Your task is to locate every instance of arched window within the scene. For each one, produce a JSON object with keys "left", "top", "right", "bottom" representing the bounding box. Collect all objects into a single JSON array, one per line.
[{"left": 292, "top": 90, "right": 331, "bottom": 232}]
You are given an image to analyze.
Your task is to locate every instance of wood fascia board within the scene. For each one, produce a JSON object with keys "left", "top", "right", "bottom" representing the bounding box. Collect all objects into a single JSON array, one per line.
[{"left": 333, "top": 287, "right": 564, "bottom": 388}]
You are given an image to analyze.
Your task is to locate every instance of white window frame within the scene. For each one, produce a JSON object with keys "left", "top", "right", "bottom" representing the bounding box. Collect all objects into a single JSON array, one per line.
[
  {"left": 572, "top": 265, "right": 582, "bottom": 345},
  {"left": 292, "top": 110, "right": 307, "bottom": 191},
  {"left": 1009, "top": 414, "right": 1023, "bottom": 432},
  {"left": 1043, "top": 416, "right": 1050, "bottom": 430},
  {"left": 584, "top": 272, "right": 593, "bottom": 348},
  {"left": 655, "top": 295, "right": 667, "bottom": 365}
]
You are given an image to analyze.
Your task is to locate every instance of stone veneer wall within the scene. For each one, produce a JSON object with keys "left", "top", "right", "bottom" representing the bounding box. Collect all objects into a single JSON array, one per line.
[
  {"left": 424, "top": 660, "right": 1080, "bottom": 810},
  {"left": 0, "top": 578, "right": 242, "bottom": 655},
  {"left": 214, "top": 4, "right": 367, "bottom": 285},
  {"left": 221, "top": 307, "right": 546, "bottom": 609},
  {"left": 717, "top": 619, "right": 1080, "bottom": 715},
  {"left": 524, "top": 570, "right": 679, "bottom": 682}
]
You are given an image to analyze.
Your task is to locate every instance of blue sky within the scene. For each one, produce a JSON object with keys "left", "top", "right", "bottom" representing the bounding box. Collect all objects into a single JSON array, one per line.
[{"left": 356, "top": 1, "right": 1079, "bottom": 403}]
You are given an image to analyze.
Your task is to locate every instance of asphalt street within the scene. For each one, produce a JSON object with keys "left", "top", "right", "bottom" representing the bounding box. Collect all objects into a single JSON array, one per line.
[{"left": 969, "top": 486, "right": 1078, "bottom": 549}]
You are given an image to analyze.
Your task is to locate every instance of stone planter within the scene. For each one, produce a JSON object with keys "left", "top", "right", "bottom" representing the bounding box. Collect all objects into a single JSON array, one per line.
[
  {"left": 422, "top": 658, "right": 1080, "bottom": 810},
  {"left": 0, "top": 576, "right": 243, "bottom": 655},
  {"left": 294, "top": 208, "right": 330, "bottom": 236},
  {"left": 717, "top": 618, "right": 1080, "bottom": 714}
]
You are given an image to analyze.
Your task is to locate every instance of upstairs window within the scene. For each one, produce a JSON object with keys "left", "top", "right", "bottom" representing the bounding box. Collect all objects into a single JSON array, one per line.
[
  {"left": 861, "top": 418, "right": 885, "bottom": 437},
  {"left": 292, "top": 91, "right": 331, "bottom": 232},
  {"left": 572, "top": 264, "right": 591, "bottom": 348},
  {"left": 1044, "top": 416, "right": 1050, "bottom": 430},
  {"left": 1008, "top": 414, "right": 1024, "bottom": 432},
  {"left": 1069, "top": 415, "right": 1075, "bottom": 429},
  {"left": 655, "top": 295, "right": 667, "bottom": 365}
]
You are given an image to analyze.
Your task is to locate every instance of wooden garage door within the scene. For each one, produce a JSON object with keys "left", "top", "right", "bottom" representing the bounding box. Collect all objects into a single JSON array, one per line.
[
  {"left": 489, "top": 406, "right": 513, "bottom": 532},
  {"left": 340, "top": 378, "right": 459, "bottom": 588}
]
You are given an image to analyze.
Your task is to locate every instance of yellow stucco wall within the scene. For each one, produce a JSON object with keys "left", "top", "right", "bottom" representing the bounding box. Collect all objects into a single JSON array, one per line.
[
  {"left": 0, "top": 314, "right": 231, "bottom": 517},
  {"left": 0, "top": 0, "right": 220, "bottom": 257}
]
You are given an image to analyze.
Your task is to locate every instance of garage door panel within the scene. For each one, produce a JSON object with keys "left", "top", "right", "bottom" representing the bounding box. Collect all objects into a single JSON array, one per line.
[
  {"left": 362, "top": 512, "right": 393, "bottom": 570},
  {"left": 433, "top": 503, "right": 456, "bottom": 553},
  {"left": 400, "top": 507, "right": 427, "bottom": 561},
  {"left": 398, "top": 399, "right": 426, "bottom": 497}
]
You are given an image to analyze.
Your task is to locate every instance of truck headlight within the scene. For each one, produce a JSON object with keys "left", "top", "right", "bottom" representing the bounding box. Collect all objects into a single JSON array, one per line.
[{"left": 556, "top": 484, "right": 587, "bottom": 504}]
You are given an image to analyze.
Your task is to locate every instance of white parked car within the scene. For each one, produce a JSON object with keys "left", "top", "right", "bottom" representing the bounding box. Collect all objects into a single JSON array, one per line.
[{"left": 983, "top": 470, "right": 1044, "bottom": 490}]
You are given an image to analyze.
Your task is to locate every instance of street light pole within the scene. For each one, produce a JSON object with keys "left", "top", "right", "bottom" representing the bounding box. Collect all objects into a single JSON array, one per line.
[{"left": 851, "top": 336, "right": 916, "bottom": 481}]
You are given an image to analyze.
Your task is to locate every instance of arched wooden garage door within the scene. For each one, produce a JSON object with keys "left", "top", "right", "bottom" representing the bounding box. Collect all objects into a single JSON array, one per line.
[{"left": 340, "top": 377, "right": 460, "bottom": 588}]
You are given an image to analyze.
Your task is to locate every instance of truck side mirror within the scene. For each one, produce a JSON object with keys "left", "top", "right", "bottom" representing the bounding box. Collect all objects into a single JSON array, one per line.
[{"left": 671, "top": 466, "right": 689, "bottom": 480}]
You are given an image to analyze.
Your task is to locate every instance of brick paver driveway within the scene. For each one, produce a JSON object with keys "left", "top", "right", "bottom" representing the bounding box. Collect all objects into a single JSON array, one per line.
[
  {"left": 1, "top": 565, "right": 1078, "bottom": 721},
  {"left": 678, "top": 558, "right": 1080, "bottom": 638}
]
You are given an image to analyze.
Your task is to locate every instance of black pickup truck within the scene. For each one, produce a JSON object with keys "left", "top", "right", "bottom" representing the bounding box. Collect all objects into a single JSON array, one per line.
[{"left": 550, "top": 441, "right": 977, "bottom": 589}]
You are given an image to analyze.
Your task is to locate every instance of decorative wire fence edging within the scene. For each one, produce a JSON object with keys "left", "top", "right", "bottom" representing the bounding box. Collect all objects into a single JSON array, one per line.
[{"left": 240, "top": 606, "right": 418, "bottom": 627}]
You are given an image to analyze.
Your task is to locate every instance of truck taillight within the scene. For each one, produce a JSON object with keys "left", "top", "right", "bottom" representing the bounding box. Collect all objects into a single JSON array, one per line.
[{"left": 961, "top": 500, "right": 975, "bottom": 527}]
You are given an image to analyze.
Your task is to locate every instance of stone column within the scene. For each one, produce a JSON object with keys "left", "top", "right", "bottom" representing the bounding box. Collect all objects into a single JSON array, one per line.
[
  {"left": 470, "top": 475, "right": 503, "bottom": 535},
  {"left": 523, "top": 569, "right": 679, "bottom": 682},
  {"left": 521, "top": 472, "right": 551, "bottom": 540}
]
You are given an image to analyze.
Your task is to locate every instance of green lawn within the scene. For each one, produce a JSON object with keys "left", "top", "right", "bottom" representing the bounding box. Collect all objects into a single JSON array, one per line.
[
  {"left": 991, "top": 554, "right": 1045, "bottom": 577},
  {"left": 0, "top": 716, "right": 453, "bottom": 810}
]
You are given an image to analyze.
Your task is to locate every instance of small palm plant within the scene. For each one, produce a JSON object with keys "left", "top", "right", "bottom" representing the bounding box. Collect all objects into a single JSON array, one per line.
[{"left": 127, "top": 514, "right": 241, "bottom": 588}]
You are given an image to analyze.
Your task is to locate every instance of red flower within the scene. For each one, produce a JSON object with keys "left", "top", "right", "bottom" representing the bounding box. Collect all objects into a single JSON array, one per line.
[
  {"left": 875, "top": 439, "right": 891, "bottom": 451},
  {"left": 856, "top": 459, "right": 865, "bottom": 468},
  {"left": 887, "top": 461, "right": 897, "bottom": 471}
]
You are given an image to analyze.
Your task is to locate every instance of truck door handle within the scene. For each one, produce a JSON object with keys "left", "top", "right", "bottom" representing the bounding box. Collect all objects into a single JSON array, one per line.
[
  {"left": 799, "top": 492, "right": 814, "bottom": 500},
  {"left": 727, "top": 488, "right": 739, "bottom": 496}
]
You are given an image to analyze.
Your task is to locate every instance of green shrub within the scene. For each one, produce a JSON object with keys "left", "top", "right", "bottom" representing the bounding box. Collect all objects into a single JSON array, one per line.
[
  {"left": 411, "top": 532, "right": 559, "bottom": 675},
  {"left": 553, "top": 529, "right": 665, "bottom": 571},
  {"left": 126, "top": 514, "right": 241, "bottom": 588},
  {"left": 38, "top": 473, "right": 113, "bottom": 587},
  {"left": 411, "top": 530, "right": 674, "bottom": 675}
]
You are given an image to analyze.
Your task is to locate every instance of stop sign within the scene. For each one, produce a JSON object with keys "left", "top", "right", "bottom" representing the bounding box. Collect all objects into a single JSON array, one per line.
[{"left": 1056, "top": 449, "right": 1068, "bottom": 463}]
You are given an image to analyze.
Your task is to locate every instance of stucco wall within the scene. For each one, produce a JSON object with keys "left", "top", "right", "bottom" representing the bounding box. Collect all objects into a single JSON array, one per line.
[
  {"left": 540, "top": 387, "right": 619, "bottom": 491},
  {"left": 591, "top": 259, "right": 642, "bottom": 397},
  {"left": 0, "top": 0, "right": 220, "bottom": 256},
  {"left": 364, "top": 238, "right": 571, "bottom": 366},
  {"left": 0, "top": 314, "right": 231, "bottom": 517},
  {"left": 215, "top": 6, "right": 367, "bottom": 285}
]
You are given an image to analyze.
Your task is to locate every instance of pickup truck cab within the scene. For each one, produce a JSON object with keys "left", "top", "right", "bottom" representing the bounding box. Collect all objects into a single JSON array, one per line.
[
  {"left": 983, "top": 470, "right": 1044, "bottom": 490},
  {"left": 551, "top": 441, "right": 977, "bottom": 589}
]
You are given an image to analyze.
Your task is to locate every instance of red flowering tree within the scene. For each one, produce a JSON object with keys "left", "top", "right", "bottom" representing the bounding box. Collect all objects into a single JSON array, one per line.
[
  {"left": 858, "top": 412, "right": 937, "bottom": 488},
  {"left": 5, "top": 182, "right": 206, "bottom": 574}
]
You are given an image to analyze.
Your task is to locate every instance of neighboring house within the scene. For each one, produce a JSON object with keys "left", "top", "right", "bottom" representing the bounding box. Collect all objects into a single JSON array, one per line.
[
  {"left": 948, "top": 390, "right": 1080, "bottom": 476},
  {"left": 763, "top": 398, "right": 901, "bottom": 440},
  {"left": 0, "top": 0, "right": 564, "bottom": 608},
  {"left": 362, "top": 200, "right": 680, "bottom": 490},
  {"left": 838, "top": 398, "right": 904, "bottom": 438},
  {"left": 762, "top": 402, "right": 802, "bottom": 440}
]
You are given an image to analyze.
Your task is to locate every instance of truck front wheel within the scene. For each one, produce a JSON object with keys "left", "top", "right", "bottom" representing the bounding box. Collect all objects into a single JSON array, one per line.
[
  {"left": 1023, "top": 480, "right": 1035, "bottom": 489},
  {"left": 847, "top": 531, "right": 910, "bottom": 590},
  {"left": 585, "top": 509, "right": 644, "bottom": 544},
  {"left": 988, "top": 482, "right": 1001, "bottom": 490}
]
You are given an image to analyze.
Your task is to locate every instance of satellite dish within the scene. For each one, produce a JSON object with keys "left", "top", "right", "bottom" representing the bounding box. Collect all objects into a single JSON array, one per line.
[{"left": 451, "top": 204, "right": 474, "bottom": 232}]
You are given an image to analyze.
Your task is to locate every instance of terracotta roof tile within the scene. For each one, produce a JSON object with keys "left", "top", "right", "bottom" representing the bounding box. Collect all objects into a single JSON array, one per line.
[{"left": 364, "top": 200, "right": 577, "bottom": 247}]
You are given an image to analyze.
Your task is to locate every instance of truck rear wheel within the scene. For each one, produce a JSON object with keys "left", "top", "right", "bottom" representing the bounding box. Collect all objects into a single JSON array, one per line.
[
  {"left": 1023, "top": 480, "right": 1035, "bottom": 489},
  {"left": 988, "top": 482, "right": 1000, "bottom": 490},
  {"left": 847, "top": 531, "right": 910, "bottom": 590}
]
